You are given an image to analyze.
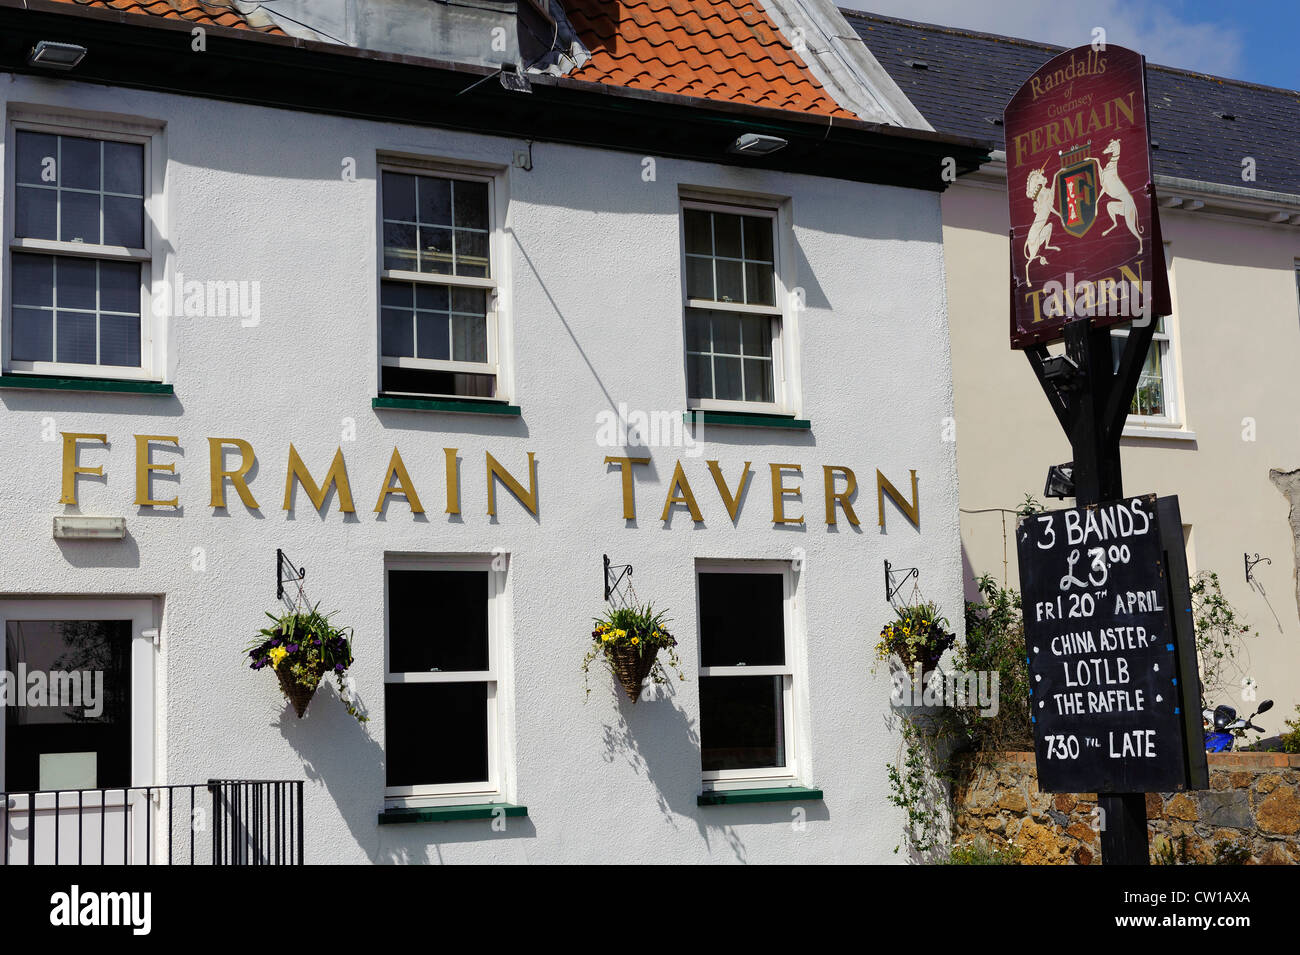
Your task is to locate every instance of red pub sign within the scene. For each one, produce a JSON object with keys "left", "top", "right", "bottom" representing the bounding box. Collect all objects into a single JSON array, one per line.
[{"left": 1005, "top": 45, "right": 1170, "bottom": 348}]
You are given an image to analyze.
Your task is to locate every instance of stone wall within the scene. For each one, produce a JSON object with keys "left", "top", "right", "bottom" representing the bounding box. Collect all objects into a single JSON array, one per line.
[{"left": 951, "top": 751, "right": 1300, "bottom": 864}]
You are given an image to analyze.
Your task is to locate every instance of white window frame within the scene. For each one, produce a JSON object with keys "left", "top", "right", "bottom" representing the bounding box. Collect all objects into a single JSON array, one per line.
[
  {"left": 0, "top": 598, "right": 157, "bottom": 793},
  {"left": 1114, "top": 242, "right": 1183, "bottom": 430},
  {"left": 376, "top": 158, "right": 502, "bottom": 399},
  {"left": 679, "top": 198, "right": 791, "bottom": 415},
  {"left": 3, "top": 112, "right": 163, "bottom": 381},
  {"left": 696, "top": 561, "right": 801, "bottom": 790},
  {"left": 383, "top": 554, "right": 506, "bottom": 806}
]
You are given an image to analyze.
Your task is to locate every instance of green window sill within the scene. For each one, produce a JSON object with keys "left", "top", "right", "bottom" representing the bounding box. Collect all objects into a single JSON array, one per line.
[
  {"left": 685, "top": 410, "right": 810, "bottom": 430},
  {"left": 378, "top": 803, "right": 528, "bottom": 825},
  {"left": 0, "top": 374, "right": 174, "bottom": 396},
  {"left": 697, "top": 786, "right": 823, "bottom": 807},
  {"left": 373, "top": 396, "right": 521, "bottom": 416}
]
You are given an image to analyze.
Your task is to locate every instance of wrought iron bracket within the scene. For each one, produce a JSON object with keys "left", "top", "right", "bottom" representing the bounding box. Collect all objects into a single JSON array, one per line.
[
  {"left": 277, "top": 548, "right": 306, "bottom": 602},
  {"left": 885, "top": 559, "right": 918, "bottom": 602},
  {"left": 1245, "top": 552, "right": 1271, "bottom": 585},
  {"left": 603, "top": 554, "right": 632, "bottom": 602}
]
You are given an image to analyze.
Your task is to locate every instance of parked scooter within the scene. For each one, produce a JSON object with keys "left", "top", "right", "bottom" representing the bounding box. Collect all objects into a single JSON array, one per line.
[{"left": 1203, "top": 699, "right": 1273, "bottom": 752}]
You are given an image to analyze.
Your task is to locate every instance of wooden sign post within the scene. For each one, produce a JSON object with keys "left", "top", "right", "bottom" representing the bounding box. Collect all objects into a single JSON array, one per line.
[{"left": 1004, "top": 46, "right": 1191, "bottom": 864}]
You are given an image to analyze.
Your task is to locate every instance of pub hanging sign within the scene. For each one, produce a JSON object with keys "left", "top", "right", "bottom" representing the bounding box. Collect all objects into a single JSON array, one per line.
[{"left": 1004, "top": 44, "right": 1171, "bottom": 348}]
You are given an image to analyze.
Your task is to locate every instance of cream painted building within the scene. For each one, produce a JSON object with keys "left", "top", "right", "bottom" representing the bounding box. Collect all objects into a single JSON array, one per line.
[{"left": 850, "top": 11, "right": 1300, "bottom": 724}]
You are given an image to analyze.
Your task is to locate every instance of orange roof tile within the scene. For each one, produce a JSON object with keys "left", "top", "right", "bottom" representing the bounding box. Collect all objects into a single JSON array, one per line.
[
  {"left": 42, "top": 0, "right": 286, "bottom": 34},
  {"left": 566, "top": 0, "right": 854, "bottom": 117}
]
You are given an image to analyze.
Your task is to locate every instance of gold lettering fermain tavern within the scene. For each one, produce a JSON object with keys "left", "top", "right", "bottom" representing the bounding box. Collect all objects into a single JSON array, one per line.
[{"left": 57, "top": 434, "right": 923, "bottom": 530}]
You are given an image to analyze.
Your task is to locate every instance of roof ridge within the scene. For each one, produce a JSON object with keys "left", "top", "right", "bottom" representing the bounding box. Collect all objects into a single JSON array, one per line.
[{"left": 842, "top": 7, "right": 1300, "bottom": 96}]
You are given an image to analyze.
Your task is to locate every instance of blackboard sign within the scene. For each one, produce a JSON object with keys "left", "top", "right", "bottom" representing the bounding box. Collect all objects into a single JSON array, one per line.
[{"left": 1017, "top": 494, "right": 1198, "bottom": 793}]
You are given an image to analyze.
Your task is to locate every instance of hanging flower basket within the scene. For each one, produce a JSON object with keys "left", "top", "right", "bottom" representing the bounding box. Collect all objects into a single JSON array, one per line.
[
  {"left": 582, "top": 602, "right": 685, "bottom": 702},
  {"left": 873, "top": 600, "right": 955, "bottom": 678},
  {"left": 247, "top": 604, "right": 367, "bottom": 722}
]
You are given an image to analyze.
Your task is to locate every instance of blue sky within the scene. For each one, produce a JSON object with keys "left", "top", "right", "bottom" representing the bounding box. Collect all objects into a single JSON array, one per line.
[{"left": 846, "top": 0, "right": 1299, "bottom": 89}]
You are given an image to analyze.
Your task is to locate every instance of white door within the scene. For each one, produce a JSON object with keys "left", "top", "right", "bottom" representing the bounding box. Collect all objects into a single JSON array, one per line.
[{"left": 0, "top": 599, "right": 156, "bottom": 864}]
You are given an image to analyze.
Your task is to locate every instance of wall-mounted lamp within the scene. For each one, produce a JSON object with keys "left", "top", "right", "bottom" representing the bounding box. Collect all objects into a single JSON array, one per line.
[
  {"left": 1044, "top": 462, "right": 1075, "bottom": 499},
  {"left": 28, "top": 41, "right": 87, "bottom": 71},
  {"left": 53, "top": 516, "right": 125, "bottom": 540},
  {"left": 728, "top": 133, "right": 788, "bottom": 157},
  {"left": 499, "top": 63, "right": 532, "bottom": 93}
]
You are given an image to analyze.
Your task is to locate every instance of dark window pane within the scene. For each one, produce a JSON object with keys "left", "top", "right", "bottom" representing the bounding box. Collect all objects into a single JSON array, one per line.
[
  {"left": 11, "top": 307, "right": 53, "bottom": 362},
  {"left": 451, "top": 287, "right": 486, "bottom": 316},
  {"left": 451, "top": 314, "right": 487, "bottom": 363},
  {"left": 15, "top": 131, "right": 57, "bottom": 186},
  {"left": 700, "top": 675, "right": 785, "bottom": 771},
  {"left": 684, "top": 209, "right": 712, "bottom": 255},
  {"left": 419, "top": 226, "right": 454, "bottom": 275},
  {"left": 381, "top": 309, "right": 414, "bottom": 358},
  {"left": 715, "top": 259, "right": 744, "bottom": 302},
  {"left": 414, "top": 284, "right": 449, "bottom": 311},
  {"left": 417, "top": 176, "right": 452, "bottom": 226},
  {"left": 699, "top": 572, "right": 784, "bottom": 666},
  {"left": 381, "top": 365, "right": 495, "bottom": 398},
  {"left": 99, "top": 313, "right": 140, "bottom": 367},
  {"left": 685, "top": 311, "right": 709, "bottom": 352},
  {"left": 99, "top": 261, "right": 141, "bottom": 314},
  {"left": 384, "top": 682, "right": 488, "bottom": 787},
  {"left": 743, "top": 359, "right": 773, "bottom": 403},
  {"left": 740, "top": 314, "right": 771, "bottom": 357},
  {"left": 4, "top": 620, "right": 133, "bottom": 791},
  {"left": 60, "top": 137, "right": 101, "bottom": 190},
  {"left": 452, "top": 180, "right": 489, "bottom": 230},
  {"left": 687, "top": 352, "right": 710, "bottom": 400},
  {"left": 383, "top": 222, "right": 418, "bottom": 271},
  {"left": 415, "top": 312, "right": 450, "bottom": 360},
  {"left": 103, "top": 141, "right": 144, "bottom": 195},
  {"left": 713, "top": 213, "right": 742, "bottom": 258},
  {"left": 60, "top": 191, "right": 100, "bottom": 244},
  {"left": 382, "top": 172, "right": 416, "bottom": 221},
  {"left": 57, "top": 258, "right": 97, "bottom": 310},
  {"left": 381, "top": 282, "right": 411, "bottom": 309},
  {"left": 685, "top": 256, "right": 713, "bottom": 300},
  {"left": 14, "top": 186, "right": 57, "bottom": 240},
  {"left": 57, "top": 310, "right": 96, "bottom": 364},
  {"left": 745, "top": 261, "right": 775, "bottom": 306},
  {"left": 743, "top": 215, "right": 773, "bottom": 261},
  {"left": 102, "top": 195, "right": 143, "bottom": 247},
  {"left": 712, "top": 312, "right": 741, "bottom": 354},
  {"left": 713, "top": 356, "right": 742, "bottom": 401},
  {"left": 12, "top": 253, "right": 54, "bottom": 306},
  {"left": 454, "top": 229, "right": 489, "bottom": 277},
  {"left": 388, "top": 570, "right": 489, "bottom": 672}
]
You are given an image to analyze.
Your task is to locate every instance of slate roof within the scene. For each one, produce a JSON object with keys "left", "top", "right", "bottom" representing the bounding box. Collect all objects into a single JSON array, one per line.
[
  {"left": 565, "top": 0, "right": 855, "bottom": 117},
  {"left": 43, "top": 0, "right": 285, "bottom": 33},
  {"left": 845, "top": 9, "right": 1300, "bottom": 195}
]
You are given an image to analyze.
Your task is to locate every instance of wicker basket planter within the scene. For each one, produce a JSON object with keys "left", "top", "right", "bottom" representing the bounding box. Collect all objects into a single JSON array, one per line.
[
  {"left": 274, "top": 659, "right": 326, "bottom": 718},
  {"left": 247, "top": 606, "right": 367, "bottom": 723},
  {"left": 582, "top": 601, "right": 685, "bottom": 703}
]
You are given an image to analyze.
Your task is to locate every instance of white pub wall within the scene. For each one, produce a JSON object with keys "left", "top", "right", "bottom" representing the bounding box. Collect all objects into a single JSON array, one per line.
[{"left": 0, "top": 75, "right": 962, "bottom": 863}]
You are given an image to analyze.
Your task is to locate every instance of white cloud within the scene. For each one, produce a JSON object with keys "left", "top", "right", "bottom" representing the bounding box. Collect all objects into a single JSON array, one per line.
[{"left": 847, "top": 0, "right": 1245, "bottom": 77}]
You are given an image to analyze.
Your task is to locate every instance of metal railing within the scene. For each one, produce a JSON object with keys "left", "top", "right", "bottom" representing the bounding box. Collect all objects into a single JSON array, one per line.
[{"left": 1, "top": 779, "right": 304, "bottom": 865}]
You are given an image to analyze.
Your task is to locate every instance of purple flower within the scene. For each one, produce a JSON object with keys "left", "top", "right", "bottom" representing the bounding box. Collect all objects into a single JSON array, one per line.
[
  {"left": 286, "top": 643, "right": 299, "bottom": 653},
  {"left": 334, "top": 663, "right": 344, "bottom": 673}
]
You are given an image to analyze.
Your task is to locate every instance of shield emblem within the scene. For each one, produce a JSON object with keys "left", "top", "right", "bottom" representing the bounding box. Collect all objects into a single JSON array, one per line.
[{"left": 1053, "top": 156, "right": 1101, "bottom": 238}]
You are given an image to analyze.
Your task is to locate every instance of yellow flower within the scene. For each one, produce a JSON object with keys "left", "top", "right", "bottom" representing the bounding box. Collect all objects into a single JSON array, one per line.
[
  {"left": 601, "top": 634, "right": 611, "bottom": 642},
  {"left": 631, "top": 637, "right": 640, "bottom": 645},
  {"left": 269, "top": 646, "right": 288, "bottom": 668}
]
